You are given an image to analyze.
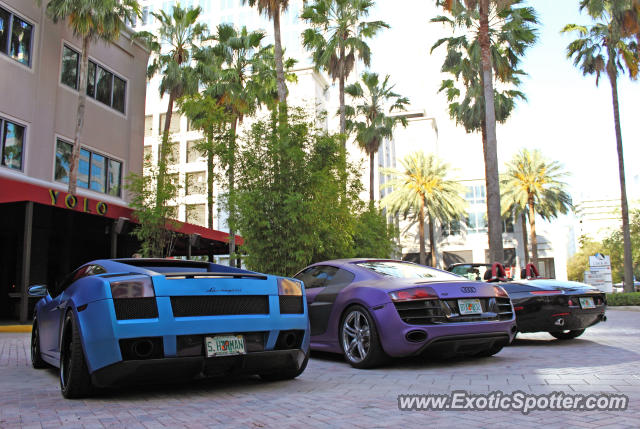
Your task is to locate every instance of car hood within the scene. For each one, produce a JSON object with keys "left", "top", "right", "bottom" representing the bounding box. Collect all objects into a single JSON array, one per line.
[{"left": 351, "top": 278, "right": 501, "bottom": 299}]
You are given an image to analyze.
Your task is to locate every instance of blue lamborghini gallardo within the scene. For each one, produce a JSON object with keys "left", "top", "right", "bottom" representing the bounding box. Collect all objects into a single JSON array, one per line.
[{"left": 29, "top": 259, "right": 309, "bottom": 398}]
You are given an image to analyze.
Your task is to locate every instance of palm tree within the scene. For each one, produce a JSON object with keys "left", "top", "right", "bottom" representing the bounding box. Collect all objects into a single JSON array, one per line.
[
  {"left": 204, "top": 24, "right": 275, "bottom": 264},
  {"left": 381, "top": 152, "right": 467, "bottom": 267},
  {"left": 135, "top": 5, "right": 206, "bottom": 208},
  {"left": 302, "top": 0, "right": 389, "bottom": 138},
  {"left": 38, "top": 0, "right": 139, "bottom": 195},
  {"left": 563, "top": 0, "right": 639, "bottom": 292},
  {"left": 345, "top": 72, "right": 409, "bottom": 202},
  {"left": 500, "top": 149, "right": 572, "bottom": 268},
  {"left": 435, "top": 0, "right": 538, "bottom": 264},
  {"left": 242, "top": 0, "right": 289, "bottom": 103},
  {"left": 178, "top": 93, "right": 228, "bottom": 230}
]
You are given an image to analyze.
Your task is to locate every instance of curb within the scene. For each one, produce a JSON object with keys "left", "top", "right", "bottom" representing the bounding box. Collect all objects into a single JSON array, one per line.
[
  {"left": 608, "top": 306, "right": 640, "bottom": 312},
  {"left": 0, "top": 325, "right": 32, "bottom": 333}
]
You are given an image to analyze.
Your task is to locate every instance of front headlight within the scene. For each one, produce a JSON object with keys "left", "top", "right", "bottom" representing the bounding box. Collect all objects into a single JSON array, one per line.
[{"left": 278, "top": 278, "right": 303, "bottom": 296}]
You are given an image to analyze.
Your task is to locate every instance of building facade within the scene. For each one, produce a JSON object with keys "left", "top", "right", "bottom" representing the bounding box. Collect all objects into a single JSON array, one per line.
[{"left": 0, "top": 0, "right": 151, "bottom": 322}]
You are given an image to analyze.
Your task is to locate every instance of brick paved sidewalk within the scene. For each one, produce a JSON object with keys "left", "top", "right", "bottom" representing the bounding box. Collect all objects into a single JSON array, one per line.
[{"left": 1, "top": 309, "right": 639, "bottom": 428}]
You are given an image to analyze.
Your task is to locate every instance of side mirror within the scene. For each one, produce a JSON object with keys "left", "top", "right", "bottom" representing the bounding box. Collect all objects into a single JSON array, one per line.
[{"left": 28, "top": 285, "right": 48, "bottom": 297}]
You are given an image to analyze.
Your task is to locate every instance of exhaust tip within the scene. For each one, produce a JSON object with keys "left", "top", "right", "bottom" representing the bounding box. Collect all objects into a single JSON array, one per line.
[
  {"left": 554, "top": 318, "right": 565, "bottom": 327},
  {"left": 405, "top": 330, "right": 428, "bottom": 343},
  {"left": 601, "top": 314, "right": 607, "bottom": 322},
  {"left": 133, "top": 339, "right": 154, "bottom": 359}
]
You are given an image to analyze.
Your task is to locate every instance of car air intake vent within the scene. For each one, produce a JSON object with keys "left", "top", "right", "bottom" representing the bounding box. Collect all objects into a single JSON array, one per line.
[
  {"left": 279, "top": 296, "right": 304, "bottom": 314},
  {"left": 114, "top": 298, "right": 158, "bottom": 320},
  {"left": 170, "top": 295, "right": 269, "bottom": 317}
]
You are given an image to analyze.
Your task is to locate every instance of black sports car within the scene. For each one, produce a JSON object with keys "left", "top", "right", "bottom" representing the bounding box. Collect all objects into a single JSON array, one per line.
[{"left": 447, "top": 263, "right": 607, "bottom": 339}]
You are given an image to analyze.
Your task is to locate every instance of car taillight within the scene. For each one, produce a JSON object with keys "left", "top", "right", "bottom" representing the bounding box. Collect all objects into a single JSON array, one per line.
[
  {"left": 278, "top": 278, "right": 303, "bottom": 296},
  {"left": 110, "top": 277, "right": 155, "bottom": 298},
  {"left": 389, "top": 287, "right": 438, "bottom": 302},
  {"left": 530, "top": 290, "right": 562, "bottom": 295},
  {"left": 494, "top": 286, "right": 509, "bottom": 297}
]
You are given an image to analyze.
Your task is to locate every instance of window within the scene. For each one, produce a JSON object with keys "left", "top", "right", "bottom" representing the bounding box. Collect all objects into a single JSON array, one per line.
[
  {"left": 0, "top": 7, "right": 33, "bottom": 66},
  {"left": 159, "top": 113, "right": 181, "bottom": 135},
  {"left": 143, "top": 145, "right": 152, "bottom": 162},
  {"left": 95, "top": 66, "right": 113, "bottom": 106},
  {"left": 294, "top": 266, "right": 338, "bottom": 289},
  {"left": 442, "top": 220, "right": 461, "bottom": 237},
  {"left": 60, "top": 45, "right": 79, "bottom": 88},
  {"left": 141, "top": 7, "right": 150, "bottom": 25},
  {"left": 466, "top": 211, "right": 487, "bottom": 233},
  {"left": 186, "top": 204, "right": 206, "bottom": 226},
  {"left": 465, "top": 184, "right": 486, "bottom": 204},
  {"left": 502, "top": 215, "right": 515, "bottom": 233},
  {"left": 1, "top": 117, "right": 25, "bottom": 170},
  {"left": 186, "top": 140, "right": 203, "bottom": 163},
  {"left": 186, "top": 171, "right": 206, "bottom": 195},
  {"left": 167, "top": 142, "right": 180, "bottom": 165},
  {"left": 60, "top": 45, "right": 127, "bottom": 114},
  {"left": 144, "top": 115, "right": 154, "bottom": 137},
  {"left": 356, "top": 261, "right": 461, "bottom": 281},
  {"left": 54, "top": 139, "right": 122, "bottom": 196}
]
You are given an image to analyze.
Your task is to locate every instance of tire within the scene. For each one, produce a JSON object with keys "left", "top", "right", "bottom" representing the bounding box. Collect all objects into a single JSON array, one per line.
[
  {"left": 260, "top": 352, "right": 309, "bottom": 381},
  {"left": 59, "top": 312, "right": 93, "bottom": 399},
  {"left": 550, "top": 329, "right": 585, "bottom": 340},
  {"left": 31, "top": 319, "right": 48, "bottom": 369},
  {"left": 339, "top": 305, "right": 387, "bottom": 369}
]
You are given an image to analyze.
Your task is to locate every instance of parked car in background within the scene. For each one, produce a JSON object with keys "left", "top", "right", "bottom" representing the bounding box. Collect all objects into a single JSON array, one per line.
[
  {"left": 294, "top": 259, "right": 516, "bottom": 368},
  {"left": 446, "top": 263, "right": 607, "bottom": 339},
  {"left": 30, "top": 259, "right": 309, "bottom": 398}
]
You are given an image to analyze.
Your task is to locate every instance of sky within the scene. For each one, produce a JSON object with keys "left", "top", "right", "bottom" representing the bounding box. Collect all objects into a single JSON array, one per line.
[{"left": 367, "top": 0, "right": 640, "bottom": 203}]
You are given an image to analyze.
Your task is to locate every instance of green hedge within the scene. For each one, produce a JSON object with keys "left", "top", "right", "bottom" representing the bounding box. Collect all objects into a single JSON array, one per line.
[{"left": 606, "top": 292, "right": 640, "bottom": 306}]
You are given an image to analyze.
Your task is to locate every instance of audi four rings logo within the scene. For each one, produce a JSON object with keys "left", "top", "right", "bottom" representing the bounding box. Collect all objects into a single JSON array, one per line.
[{"left": 461, "top": 286, "right": 477, "bottom": 293}]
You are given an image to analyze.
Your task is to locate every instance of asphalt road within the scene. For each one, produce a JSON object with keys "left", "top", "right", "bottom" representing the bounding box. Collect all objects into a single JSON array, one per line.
[{"left": 1, "top": 309, "right": 639, "bottom": 428}]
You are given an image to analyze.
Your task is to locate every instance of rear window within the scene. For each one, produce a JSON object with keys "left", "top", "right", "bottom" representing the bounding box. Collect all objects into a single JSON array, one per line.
[
  {"left": 356, "top": 261, "right": 461, "bottom": 281},
  {"left": 449, "top": 264, "right": 490, "bottom": 281}
]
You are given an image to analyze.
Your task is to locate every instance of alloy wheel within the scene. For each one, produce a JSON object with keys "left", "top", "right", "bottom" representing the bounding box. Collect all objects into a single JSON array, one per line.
[{"left": 341, "top": 310, "right": 371, "bottom": 363}]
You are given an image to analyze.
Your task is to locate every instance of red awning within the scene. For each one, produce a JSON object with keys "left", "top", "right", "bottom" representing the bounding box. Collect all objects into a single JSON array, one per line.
[{"left": 0, "top": 175, "right": 243, "bottom": 246}]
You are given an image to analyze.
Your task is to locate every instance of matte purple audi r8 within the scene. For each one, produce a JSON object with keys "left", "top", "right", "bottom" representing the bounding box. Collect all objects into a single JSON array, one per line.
[{"left": 294, "top": 259, "right": 517, "bottom": 368}]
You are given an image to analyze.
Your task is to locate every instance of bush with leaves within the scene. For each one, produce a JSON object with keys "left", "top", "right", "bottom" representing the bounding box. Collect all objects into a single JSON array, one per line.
[
  {"left": 234, "top": 108, "right": 394, "bottom": 276},
  {"left": 126, "top": 154, "right": 180, "bottom": 257}
]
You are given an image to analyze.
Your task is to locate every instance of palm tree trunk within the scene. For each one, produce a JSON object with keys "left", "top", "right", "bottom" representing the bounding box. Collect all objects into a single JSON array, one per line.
[
  {"left": 369, "top": 151, "right": 375, "bottom": 202},
  {"left": 479, "top": 0, "right": 504, "bottom": 264},
  {"left": 228, "top": 117, "right": 238, "bottom": 266},
  {"left": 156, "top": 90, "right": 175, "bottom": 209},
  {"left": 521, "top": 212, "right": 529, "bottom": 265},
  {"left": 206, "top": 128, "right": 214, "bottom": 230},
  {"left": 609, "top": 70, "right": 634, "bottom": 292},
  {"left": 272, "top": 4, "right": 287, "bottom": 104},
  {"left": 528, "top": 196, "right": 538, "bottom": 268},
  {"left": 68, "top": 36, "right": 91, "bottom": 196},
  {"left": 428, "top": 212, "right": 437, "bottom": 267},
  {"left": 419, "top": 197, "right": 426, "bottom": 265},
  {"left": 339, "top": 47, "right": 346, "bottom": 140}
]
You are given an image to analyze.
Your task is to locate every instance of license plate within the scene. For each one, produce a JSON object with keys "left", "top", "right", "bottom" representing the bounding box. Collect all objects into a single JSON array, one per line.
[
  {"left": 205, "top": 335, "right": 245, "bottom": 357},
  {"left": 458, "top": 299, "right": 483, "bottom": 315},
  {"left": 579, "top": 297, "right": 595, "bottom": 309}
]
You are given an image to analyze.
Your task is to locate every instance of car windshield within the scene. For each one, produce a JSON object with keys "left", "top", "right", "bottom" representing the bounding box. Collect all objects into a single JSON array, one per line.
[
  {"left": 356, "top": 261, "right": 462, "bottom": 280},
  {"left": 449, "top": 264, "right": 490, "bottom": 281}
]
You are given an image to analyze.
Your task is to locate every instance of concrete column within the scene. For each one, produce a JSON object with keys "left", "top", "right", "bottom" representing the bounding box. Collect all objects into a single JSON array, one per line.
[{"left": 20, "top": 201, "right": 33, "bottom": 323}]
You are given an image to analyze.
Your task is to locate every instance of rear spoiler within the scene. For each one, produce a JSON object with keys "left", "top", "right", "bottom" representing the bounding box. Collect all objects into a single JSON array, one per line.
[{"left": 163, "top": 272, "right": 268, "bottom": 280}]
